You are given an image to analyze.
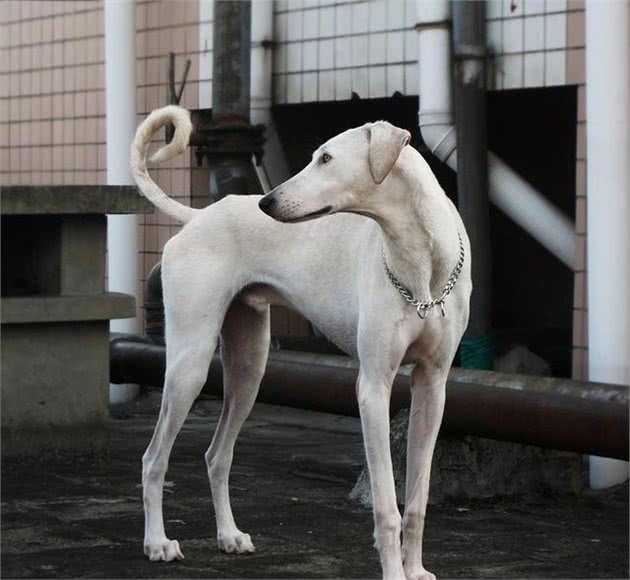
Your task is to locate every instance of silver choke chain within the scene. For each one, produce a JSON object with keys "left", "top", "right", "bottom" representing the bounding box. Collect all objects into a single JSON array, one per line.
[{"left": 382, "top": 231, "right": 465, "bottom": 319}]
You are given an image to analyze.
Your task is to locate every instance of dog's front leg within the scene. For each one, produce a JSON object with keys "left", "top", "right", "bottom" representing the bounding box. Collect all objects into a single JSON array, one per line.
[
  {"left": 357, "top": 367, "right": 406, "bottom": 580},
  {"left": 401, "top": 365, "right": 447, "bottom": 580}
]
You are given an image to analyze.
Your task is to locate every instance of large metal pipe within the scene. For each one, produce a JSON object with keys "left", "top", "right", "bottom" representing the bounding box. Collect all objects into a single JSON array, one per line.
[
  {"left": 452, "top": 1, "right": 492, "bottom": 340},
  {"left": 110, "top": 338, "right": 628, "bottom": 460}
]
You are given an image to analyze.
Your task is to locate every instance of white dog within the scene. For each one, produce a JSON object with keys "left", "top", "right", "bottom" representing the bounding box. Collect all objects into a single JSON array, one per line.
[{"left": 131, "top": 105, "right": 471, "bottom": 580}]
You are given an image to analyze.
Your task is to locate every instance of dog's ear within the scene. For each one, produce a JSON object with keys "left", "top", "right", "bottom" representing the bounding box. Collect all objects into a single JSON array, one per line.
[{"left": 367, "top": 121, "right": 411, "bottom": 184}]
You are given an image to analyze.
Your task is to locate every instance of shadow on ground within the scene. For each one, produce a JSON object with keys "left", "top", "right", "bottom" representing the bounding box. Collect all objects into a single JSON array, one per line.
[{"left": 2, "top": 391, "right": 628, "bottom": 579}]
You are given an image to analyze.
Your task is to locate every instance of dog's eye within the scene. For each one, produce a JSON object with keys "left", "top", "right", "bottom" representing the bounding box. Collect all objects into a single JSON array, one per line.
[{"left": 320, "top": 153, "right": 332, "bottom": 164}]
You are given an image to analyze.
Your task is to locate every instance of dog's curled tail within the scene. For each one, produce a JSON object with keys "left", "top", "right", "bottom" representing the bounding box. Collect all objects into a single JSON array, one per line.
[{"left": 131, "top": 105, "right": 198, "bottom": 224}]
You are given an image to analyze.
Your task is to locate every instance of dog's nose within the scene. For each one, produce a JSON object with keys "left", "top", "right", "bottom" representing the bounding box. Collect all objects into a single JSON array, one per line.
[{"left": 258, "top": 195, "right": 276, "bottom": 212}]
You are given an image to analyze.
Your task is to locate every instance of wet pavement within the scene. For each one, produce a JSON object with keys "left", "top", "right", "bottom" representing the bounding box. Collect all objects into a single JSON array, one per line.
[{"left": 2, "top": 391, "right": 628, "bottom": 579}]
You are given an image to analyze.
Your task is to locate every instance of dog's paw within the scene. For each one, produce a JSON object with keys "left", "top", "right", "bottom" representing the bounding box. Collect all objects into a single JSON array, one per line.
[
  {"left": 217, "top": 531, "right": 256, "bottom": 554},
  {"left": 144, "top": 538, "right": 184, "bottom": 562},
  {"left": 404, "top": 567, "right": 436, "bottom": 580}
]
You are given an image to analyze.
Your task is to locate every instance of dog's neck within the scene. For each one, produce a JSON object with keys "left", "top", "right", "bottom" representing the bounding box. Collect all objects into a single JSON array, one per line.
[{"left": 376, "top": 147, "right": 459, "bottom": 304}]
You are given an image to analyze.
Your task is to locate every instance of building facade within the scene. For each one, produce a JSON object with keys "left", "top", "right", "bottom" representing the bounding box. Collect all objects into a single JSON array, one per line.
[{"left": 1, "top": 0, "right": 592, "bottom": 378}]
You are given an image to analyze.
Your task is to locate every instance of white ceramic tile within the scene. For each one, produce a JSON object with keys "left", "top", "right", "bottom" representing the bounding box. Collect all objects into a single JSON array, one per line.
[
  {"left": 387, "top": 0, "right": 405, "bottom": 29},
  {"left": 336, "top": 4, "right": 352, "bottom": 36},
  {"left": 302, "top": 72, "right": 318, "bottom": 101},
  {"left": 319, "top": 6, "right": 335, "bottom": 37},
  {"left": 302, "top": 0, "right": 318, "bottom": 8},
  {"left": 352, "top": 2, "right": 369, "bottom": 34},
  {"left": 335, "top": 68, "right": 352, "bottom": 100},
  {"left": 545, "top": 13, "right": 566, "bottom": 49},
  {"left": 369, "top": 32, "right": 387, "bottom": 64},
  {"left": 287, "top": 0, "right": 304, "bottom": 10},
  {"left": 404, "top": 0, "right": 418, "bottom": 23},
  {"left": 524, "top": 16, "right": 544, "bottom": 51},
  {"left": 369, "top": 65, "right": 387, "bottom": 97},
  {"left": 319, "top": 70, "right": 335, "bottom": 100},
  {"left": 387, "top": 64, "right": 404, "bottom": 94},
  {"left": 404, "top": 29, "right": 417, "bottom": 61},
  {"left": 303, "top": 9, "right": 318, "bottom": 38},
  {"left": 287, "top": 73, "right": 302, "bottom": 103},
  {"left": 369, "top": 1, "right": 387, "bottom": 32},
  {"left": 404, "top": 62, "right": 418, "bottom": 95},
  {"left": 276, "top": 0, "right": 289, "bottom": 11},
  {"left": 352, "top": 66, "right": 369, "bottom": 97},
  {"left": 545, "top": 0, "right": 567, "bottom": 13},
  {"left": 545, "top": 49, "right": 566, "bottom": 85},
  {"left": 487, "top": 20, "right": 502, "bottom": 53},
  {"left": 387, "top": 31, "right": 404, "bottom": 62},
  {"left": 351, "top": 34, "right": 369, "bottom": 67},
  {"left": 335, "top": 36, "right": 352, "bottom": 68},
  {"left": 319, "top": 38, "right": 335, "bottom": 68},
  {"left": 486, "top": 0, "right": 503, "bottom": 19},
  {"left": 503, "top": 18, "right": 523, "bottom": 53},
  {"left": 287, "top": 43, "right": 302, "bottom": 72},
  {"left": 503, "top": 54, "right": 524, "bottom": 88},
  {"left": 303, "top": 40, "right": 318, "bottom": 70},
  {"left": 524, "top": 0, "right": 545, "bottom": 14},
  {"left": 524, "top": 51, "right": 544, "bottom": 86},
  {"left": 287, "top": 9, "right": 303, "bottom": 41}
]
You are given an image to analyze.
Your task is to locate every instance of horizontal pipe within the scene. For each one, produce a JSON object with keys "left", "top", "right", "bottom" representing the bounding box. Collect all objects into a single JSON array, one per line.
[{"left": 110, "top": 338, "right": 629, "bottom": 460}]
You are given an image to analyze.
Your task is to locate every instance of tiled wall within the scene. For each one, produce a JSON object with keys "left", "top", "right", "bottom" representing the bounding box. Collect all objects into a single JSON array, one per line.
[
  {"left": 272, "top": 0, "right": 418, "bottom": 104},
  {"left": 2, "top": 0, "right": 589, "bottom": 376},
  {"left": 486, "top": 0, "right": 584, "bottom": 89},
  {"left": 1, "top": 1, "right": 106, "bottom": 187}
]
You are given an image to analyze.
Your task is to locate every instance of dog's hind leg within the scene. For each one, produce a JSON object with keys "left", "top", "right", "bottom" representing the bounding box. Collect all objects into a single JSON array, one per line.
[
  {"left": 142, "top": 276, "right": 232, "bottom": 562},
  {"left": 205, "top": 300, "right": 270, "bottom": 554}
]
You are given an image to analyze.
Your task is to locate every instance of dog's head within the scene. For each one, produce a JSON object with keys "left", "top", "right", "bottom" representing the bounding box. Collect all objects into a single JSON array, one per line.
[{"left": 258, "top": 121, "right": 411, "bottom": 223}]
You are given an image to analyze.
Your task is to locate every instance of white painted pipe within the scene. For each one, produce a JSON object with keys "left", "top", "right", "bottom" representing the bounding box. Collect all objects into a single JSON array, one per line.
[
  {"left": 416, "top": 0, "right": 575, "bottom": 269},
  {"left": 251, "top": 0, "right": 290, "bottom": 189},
  {"left": 585, "top": 0, "right": 630, "bottom": 489},
  {"left": 105, "top": 0, "right": 140, "bottom": 404}
]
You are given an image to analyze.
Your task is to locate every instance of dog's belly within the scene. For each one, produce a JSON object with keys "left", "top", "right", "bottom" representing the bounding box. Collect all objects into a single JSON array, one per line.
[{"left": 237, "top": 283, "right": 358, "bottom": 357}]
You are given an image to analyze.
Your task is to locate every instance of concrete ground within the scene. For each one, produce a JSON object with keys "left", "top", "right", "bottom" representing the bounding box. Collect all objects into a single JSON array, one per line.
[{"left": 2, "top": 391, "right": 628, "bottom": 579}]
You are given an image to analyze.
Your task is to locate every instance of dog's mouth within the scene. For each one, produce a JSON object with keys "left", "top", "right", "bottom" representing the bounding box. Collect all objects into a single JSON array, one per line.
[{"left": 283, "top": 205, "right": 333, "bottom": 223}]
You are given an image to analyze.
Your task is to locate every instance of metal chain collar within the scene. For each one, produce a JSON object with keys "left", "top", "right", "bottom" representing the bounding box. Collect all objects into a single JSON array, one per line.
[{"left": 382, "top": 231, "right": 465, "bottom": 319}]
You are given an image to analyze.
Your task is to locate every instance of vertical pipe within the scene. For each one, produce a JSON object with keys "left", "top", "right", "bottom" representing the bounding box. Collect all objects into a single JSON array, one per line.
[
  {"left": 452, "top": 1, "right": 492, "bottom": 341},
  {"left": 586, "top": 0, "right": 630, "bottom": 488},
  {"left": 105, "top": 0, "right": 139, "bottom": 403},
  {"left": 213, "top": 0, "right": 251, "bottom": 123},
  {"left": 251, "top": 0, "right": 290, "bottom": 188}
]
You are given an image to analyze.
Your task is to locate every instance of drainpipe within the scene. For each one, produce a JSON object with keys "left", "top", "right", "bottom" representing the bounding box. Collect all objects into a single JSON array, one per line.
[
  {"left": 585, "top": 0, "right": 630, "bottom": 489},
  {"left": 452, "top": 1, "right": 492, "bottom": 367},
  {"left": 251, "top": 0, "right": 291, "bottom": 189},
  {"left": 416, "top": 0, "right": 575, "bottom": 270},
  {"left": 104, "top": 0, "right": 139, "bottom": 404}
]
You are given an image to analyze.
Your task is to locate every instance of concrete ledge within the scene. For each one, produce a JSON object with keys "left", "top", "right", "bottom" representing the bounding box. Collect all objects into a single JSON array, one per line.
[
  {"left": 1, "top": 293, "right": 135, "bottom": 324},
  {"left": 1, "top": 185, "right": 151, "bottom": 215}
]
